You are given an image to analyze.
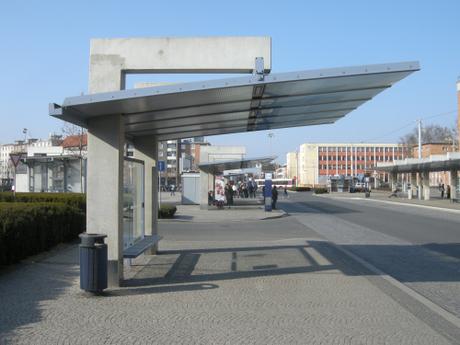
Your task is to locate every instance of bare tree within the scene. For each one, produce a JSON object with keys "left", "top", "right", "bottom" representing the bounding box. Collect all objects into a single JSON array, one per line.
[
  {"left": 399, "top": 123, "right": 457, "bottom": 157},
  {"left": 62, "top": 123, "right": 87, "bottom": 193}
]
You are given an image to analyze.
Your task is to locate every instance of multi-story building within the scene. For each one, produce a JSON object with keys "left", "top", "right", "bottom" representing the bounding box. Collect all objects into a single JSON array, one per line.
[
  {"left": 412, "top": 142, "right": 456, "bottom": 158},
  {"left": 1, "top": 136, "right": 62, "bottom": 186},
  {"left": 457, "top": 79, "right": 460, "bottom": 147},
  {"left": 289, "top": 143, "right": 407, "bottom": 186},
  {"left": 1, "top": 134, "right": 88, "bottom": 192},
  {"left": 158, "top": 139, "right": 180, "bottom": 186},
  {"left": 157, "top": 137, "right": 210, "bottom": 187},
  {"left": 286, "top": 152, "right": 298, "bottom": 180}
]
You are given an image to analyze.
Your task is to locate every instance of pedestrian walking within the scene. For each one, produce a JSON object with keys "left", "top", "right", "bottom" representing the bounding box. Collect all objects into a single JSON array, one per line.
[
  {"left": 284, "top": 186, "right": 288, "bottom": 199},
  {"left": 272, "top": 186, "right": 278, "bottom": 209},
  {"left": 441, "top": 184, "right": 445, "bottom": 199}
]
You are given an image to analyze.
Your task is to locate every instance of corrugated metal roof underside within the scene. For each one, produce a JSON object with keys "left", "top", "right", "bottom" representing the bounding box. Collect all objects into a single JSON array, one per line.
[{"left": 50, "top": 62, "right": 419, "bottom": 141}]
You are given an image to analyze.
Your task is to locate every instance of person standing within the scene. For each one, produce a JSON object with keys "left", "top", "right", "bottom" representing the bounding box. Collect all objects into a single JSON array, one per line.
[
  {"left": 272, "top": 186, "right": 278, "bottom": 209},
  {"left": 441, "top": 184, "right": 445, "bottom": 199},
  {"left": 284, "top": 186, "right": 288, "bottom": 199},
  {"left": 225, "top": 183, "right": 232, "bottom": 208}
]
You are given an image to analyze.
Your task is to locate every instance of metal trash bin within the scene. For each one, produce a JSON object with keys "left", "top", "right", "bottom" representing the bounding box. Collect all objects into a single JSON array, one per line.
[{"left": 79, "top": 233, "right": 108, "bottom": 293}]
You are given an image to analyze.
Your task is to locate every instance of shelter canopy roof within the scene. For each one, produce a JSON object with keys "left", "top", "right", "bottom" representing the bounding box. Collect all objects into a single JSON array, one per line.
[
  {"left": 199, "top": 156, "right": 276, "bottom": 175},
  {"left": 377, "top": 152, "right": 460, "bottom": 173},
  {"left": 50, "top": 62, "right": 419, "bottom": 141}
]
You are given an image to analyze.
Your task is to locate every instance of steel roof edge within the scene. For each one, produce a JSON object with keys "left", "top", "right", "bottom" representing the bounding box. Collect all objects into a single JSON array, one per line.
[
  {"left": 53, "top": 61, "right": 420, "bottom": 110},
  {"left": 198, "top": 155, "right": 277, "bottom": 168}
]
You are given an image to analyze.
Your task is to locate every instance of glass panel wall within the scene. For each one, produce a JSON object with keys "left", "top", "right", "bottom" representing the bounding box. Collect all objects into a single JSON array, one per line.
[{"left": 123, "top": 158, "right": 145, "bottom": 249}]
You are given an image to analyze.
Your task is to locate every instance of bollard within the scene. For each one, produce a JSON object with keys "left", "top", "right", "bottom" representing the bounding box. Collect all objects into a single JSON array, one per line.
[{"left": 79, "top": 233, "right": 108, "bottom": 293}]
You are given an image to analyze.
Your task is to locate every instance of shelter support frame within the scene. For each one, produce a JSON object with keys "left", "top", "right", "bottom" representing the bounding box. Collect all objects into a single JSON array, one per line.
[{"left": 86, "top": 37, "right": 271, "bottom": 286}]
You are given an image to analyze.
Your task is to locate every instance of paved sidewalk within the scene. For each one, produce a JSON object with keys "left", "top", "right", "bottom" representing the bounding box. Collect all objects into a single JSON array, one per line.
[
  {"left": 321, "top": 190, "right": 460, "bottom": 211},
  {"left": 1, "top": 214, "right": 458, "bottom": 344}
]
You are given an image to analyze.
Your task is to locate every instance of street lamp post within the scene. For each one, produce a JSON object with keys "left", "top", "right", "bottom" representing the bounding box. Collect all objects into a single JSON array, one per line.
[{"left": 268, "top": 132, "right": 275, "bottom": 156}]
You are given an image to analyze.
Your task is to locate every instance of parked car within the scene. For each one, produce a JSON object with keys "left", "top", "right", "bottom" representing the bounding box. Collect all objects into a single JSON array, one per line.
[{"left": 354, "top": 182, "right": 366, "bottom": 192}]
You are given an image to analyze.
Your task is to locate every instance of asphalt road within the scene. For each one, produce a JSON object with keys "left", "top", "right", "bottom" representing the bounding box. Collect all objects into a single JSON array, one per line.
[{"left": 279, "top": 192, "right": 460, "bottom": 318}]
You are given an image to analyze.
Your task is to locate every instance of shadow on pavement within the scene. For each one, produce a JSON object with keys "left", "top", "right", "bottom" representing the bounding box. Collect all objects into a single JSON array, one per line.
[
  {"left": 109, "top": 282, "right": 219, "bottom": 296},
  {"left": 124, "top": 241, "right": 371, "bottom": 287},
  {"left": 342, "top": 242, "right": 460, "bottom": 283},
  {"left": 125, "top": 240, "right": 460, "bottom": 288}
]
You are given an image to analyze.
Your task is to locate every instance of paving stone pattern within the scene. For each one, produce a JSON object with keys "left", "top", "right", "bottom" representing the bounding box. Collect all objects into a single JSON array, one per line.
[{"left": 0, "top": 236, "right": 454, "bottom": 345}]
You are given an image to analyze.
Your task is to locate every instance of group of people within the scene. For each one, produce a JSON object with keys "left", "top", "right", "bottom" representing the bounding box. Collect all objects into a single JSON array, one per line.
[
  {"left": 438, "top": 183, "right": 451, "bottom": 199},
  {"left": 232, "top": 180, "right": 258, "bottom": 199}
]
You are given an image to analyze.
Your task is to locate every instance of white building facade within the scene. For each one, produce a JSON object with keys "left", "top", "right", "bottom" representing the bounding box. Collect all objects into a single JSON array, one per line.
[{"left": 288, "top": 142, "right": 407, "bottom": 186}]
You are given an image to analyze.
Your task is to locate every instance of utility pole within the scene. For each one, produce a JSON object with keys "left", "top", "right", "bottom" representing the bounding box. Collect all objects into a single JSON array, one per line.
[{"left": 417, "top": 119, "right": 422, "bottom": 159}]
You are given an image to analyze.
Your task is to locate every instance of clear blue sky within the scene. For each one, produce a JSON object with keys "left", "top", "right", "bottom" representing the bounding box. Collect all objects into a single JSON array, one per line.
[{"left": 1, "top": 0, "right": 459, "bottom": 163}]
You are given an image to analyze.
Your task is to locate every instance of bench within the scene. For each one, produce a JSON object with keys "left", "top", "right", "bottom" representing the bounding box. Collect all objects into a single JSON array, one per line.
[{"left": 123, "top": 235, "right": 162, "bottom": 259}]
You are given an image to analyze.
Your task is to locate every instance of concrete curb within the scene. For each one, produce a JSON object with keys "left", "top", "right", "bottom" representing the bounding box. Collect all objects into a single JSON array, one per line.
[
  {"left": 159, "top": 209, "right": 288, "bottom": 223},
  {"left": 259, "top": 209, "right": 288, "bottom": 220}
]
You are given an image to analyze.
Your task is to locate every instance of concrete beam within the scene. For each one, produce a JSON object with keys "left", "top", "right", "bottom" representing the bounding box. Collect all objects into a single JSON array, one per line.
[
  {"left": 409, "top": 172, "right": 417, "bottom": 199},
  {"left": 422, "top": 171, "right": 430, "bottom": 200},
  {"left": 87, "top": 114, "right": 124, "bottom": 287},
  {"left": 390, "top": 172, "right": 397, "bottom": 191},
  {"left": 89, "top": 37, "right": 272, "bottom": 93}
]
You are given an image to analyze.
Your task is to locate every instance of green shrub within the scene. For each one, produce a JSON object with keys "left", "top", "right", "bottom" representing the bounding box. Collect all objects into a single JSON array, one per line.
[
  {"left": 290, "top": 186, "right": 312, "bottom": 192},
  {"left": 158, "top": 204, "right": 177, "bottom": 219},
  {"left": 314, "top": 187, "right": 329, "bottom": 194},
  {"left": 0, "top": 202, "right": 85, "bottom": 265},
  {"left": 0, "top": 192, "right": 86, "bottom": 212}
]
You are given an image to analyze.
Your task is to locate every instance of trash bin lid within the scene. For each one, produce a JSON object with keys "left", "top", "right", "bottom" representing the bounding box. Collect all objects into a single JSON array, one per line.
[{"left": 79, "top": 233, "right": 107, "bottom": 247}]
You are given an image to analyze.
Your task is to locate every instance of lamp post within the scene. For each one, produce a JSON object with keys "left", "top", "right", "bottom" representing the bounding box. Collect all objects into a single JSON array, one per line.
[{"left": 268, "top": 132, "right": 275, "bottom": 156}]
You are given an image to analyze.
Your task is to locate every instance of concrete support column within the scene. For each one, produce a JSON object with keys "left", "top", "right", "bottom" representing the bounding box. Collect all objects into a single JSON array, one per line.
[
  {"left": 390, "top": 172, "right": 397, "bottom": 191},
  {"left": 87, "top": 114, "right": 124, "bottom": 287},
  {"left": 409, "top": 172, "right": 417, "bottom": 199},
  {"left": 450, "top": 169, "right": 458, "bottom": 201},
  {"left": 133, "top": 137, "right": 158, "bottom": 254},
  {"left": 200, "top": 170, "right": 214, "bottom": 209},
  {"left": 417, "top": 173, "right": 422, "bottom": 200},
  {"left": 422, "top": 171, "right": 430, "bottom": 200}
]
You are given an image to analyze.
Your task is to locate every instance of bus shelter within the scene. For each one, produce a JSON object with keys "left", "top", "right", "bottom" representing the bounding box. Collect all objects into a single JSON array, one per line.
[
  {"left": 378, "top": 152, "right": 460, "bottom": 201},
  {"left": 49, "top": 39, "right": 418, "bottom": 286},
  {"left": 199, "top": 156, "right": 275, "bottom": 207}
]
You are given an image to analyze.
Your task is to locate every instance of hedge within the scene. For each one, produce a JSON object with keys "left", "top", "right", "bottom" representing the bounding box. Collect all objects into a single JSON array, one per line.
[
  {"left": 0, "top": 192, "right": 86, "bottom": 212},
  {"left": 0, "top": 202, "right": 85, "bottom": 265},
  {"left": 314, "top": 187, "right": 329, "bottom": 194},
  {"left": 290, "top": 187, "right": 312, "bottom": 192},
  {"left": 158, "top": 204, "right": 177, "bottom": 219}
]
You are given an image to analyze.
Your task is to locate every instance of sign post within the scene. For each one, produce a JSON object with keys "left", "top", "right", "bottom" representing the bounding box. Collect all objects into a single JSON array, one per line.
[{"left": 264, "top": 173, "right": 273, "bottom": 212}]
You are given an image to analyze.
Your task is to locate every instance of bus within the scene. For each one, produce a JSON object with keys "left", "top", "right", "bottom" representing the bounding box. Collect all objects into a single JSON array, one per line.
[{"left": 255, "top": 178, "right": 294, "bottom": 189}]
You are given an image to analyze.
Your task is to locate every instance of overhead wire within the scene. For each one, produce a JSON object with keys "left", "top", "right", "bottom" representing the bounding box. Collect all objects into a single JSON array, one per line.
[{"left": 363, "top": 109, "right": 457, "bottom": 143}]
